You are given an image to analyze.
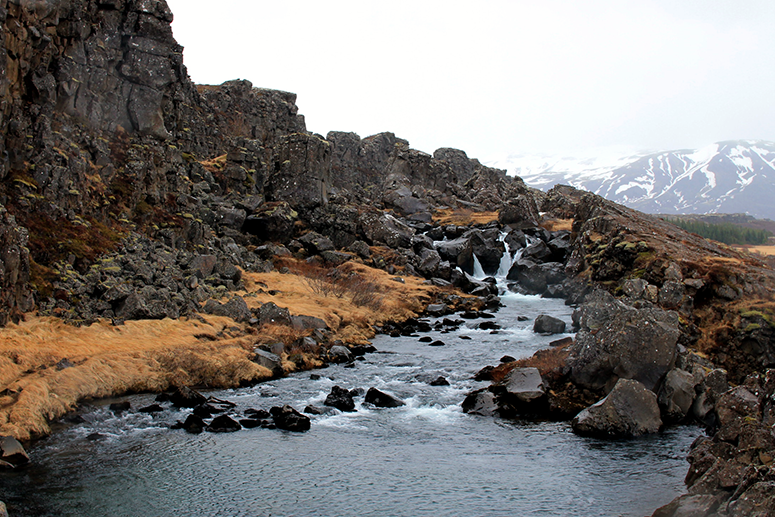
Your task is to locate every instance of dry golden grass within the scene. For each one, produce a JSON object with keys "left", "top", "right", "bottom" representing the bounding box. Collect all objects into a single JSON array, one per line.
[
  {"left": 199, "top": 154, "right": 227, "bottom": 173},
  {"left": 541, "top": 218, "right": 574, "bottom": 232},
  {"left": 241, "top": 260, "right": 435, "bottom": 345},
  {"left": 0, "top": 315, "right": 269, "bottom": 440},
  {"left": 0, "top": 260, "right": 435, "bottom": 440},
  {"left": 433, "top": 208, "right": 499, "bottom": 226},
  {"left": 736, "top": 245, "right": 775, "bottom": 257}
]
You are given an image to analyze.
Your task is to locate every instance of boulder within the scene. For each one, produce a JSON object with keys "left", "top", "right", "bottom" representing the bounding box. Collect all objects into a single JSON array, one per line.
[
  {"left": 187, "top": 255, "right": 217, "bottom": 278},
  {"left": 0, "top": 436, "right": 30, "bottom": 468},
  {"left": 567, "top": 291, "right": 679, "bottom": 392},
  {"left": 180, "top": 414, "right": 206, "bottom": 434},
  {"left": 258, "top": 302, "right": 292, "bottom": 327},
  {"left": 359, "top": 211, "right": 415, "bottom": 249},
  {"left": 572, "top": 379, "right": 662, "bottom": 439},
  {"left": 497, "top": 367, "right": 545, "bottom": 404},
  {"left": 521, "top": 240, "right": 553, "bottom": 263},
  {"left": 328, "top": 345, "right": 353, "bottom": 363},
  {"left": 202, "top": 295, "right": 251, "bottom": 322},
  {"left": 270, "top": 405, "right": 311, "bottom": 432},
  {"left": 417, "top": 248, "right": 442, "bottom": 278},
  {"left": 461, "top": 389, "right": 499, "bottom": 416},
  {"left": 290, "top": 315, "right": 328, "bottom": 331},
  {"left": 139, "top": 404, "right": 164, "bottom": 413},
  {"left": 252, "top": 349, "right": 284, "bottom": 377},
  {"left": 169, "top": 386, "right": 207, "bottom": 408},
  {"left": 324, "top": 385, "right": 356, "bottom": 412},
  {"left": 657, "top": 368, "right": 698, "bottom": 423},
  {"left": 506, "top": 259, "right": 565, "bottom": 295},
  {"left": 436, "top": 236, "right": 474, "bottom": 275},
  {"left": 533, "top": 314, "right": 566, "bottom": 334},
  {"left": 714, "top": 386, "right": 760, "bottom": 442},
  {"left": 206, "top": 415, "right": 242, "bottom": 433},
  {"left": 364, "top": 388, "right": 406, "bottom": 408},
  {"left": 298, "top": 231, "right": 335, "bottom": 254}
]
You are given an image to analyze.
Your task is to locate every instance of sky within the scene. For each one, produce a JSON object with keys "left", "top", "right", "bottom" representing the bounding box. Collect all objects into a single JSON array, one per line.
[{"left": 166, "top": 0, "right": 775, "bottom": 163}]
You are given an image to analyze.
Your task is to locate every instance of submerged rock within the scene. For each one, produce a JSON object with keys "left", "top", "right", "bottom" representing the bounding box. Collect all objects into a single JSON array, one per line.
[{"left": 572, "top": 379, "right": 662, "bottom": 439}]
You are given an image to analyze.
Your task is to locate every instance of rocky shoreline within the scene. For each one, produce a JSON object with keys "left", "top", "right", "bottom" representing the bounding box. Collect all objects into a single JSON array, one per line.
[{"left": 0, "top": 1, "right": 774, "bottom": 515}]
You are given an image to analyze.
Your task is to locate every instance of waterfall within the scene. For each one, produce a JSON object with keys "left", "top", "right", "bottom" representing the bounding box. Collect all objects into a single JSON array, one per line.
[
  {"left": 496, "top": 236, "right": 513, "bottom": 279},
  {"left": 472, "top": 254, "right": 486, "bottom": 280}
]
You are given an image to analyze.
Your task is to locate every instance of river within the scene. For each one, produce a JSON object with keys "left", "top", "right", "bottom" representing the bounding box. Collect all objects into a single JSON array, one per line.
[{"left": 0, "top": 288, "right": 701, "bottom": 517}]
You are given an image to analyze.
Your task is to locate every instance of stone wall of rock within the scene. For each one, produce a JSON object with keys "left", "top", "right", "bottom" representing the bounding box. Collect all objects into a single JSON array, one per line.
[{"left": 0, "top": 205, "right": 33, "bottom": 325}]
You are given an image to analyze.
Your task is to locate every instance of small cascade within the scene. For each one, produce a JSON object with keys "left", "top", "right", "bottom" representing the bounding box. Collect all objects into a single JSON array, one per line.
[
  {"left": 496, "top": 237, "right": 514, "bottom": 279},
  {"left": 472, "top": 254, "right": 486, "bottom": 280}
]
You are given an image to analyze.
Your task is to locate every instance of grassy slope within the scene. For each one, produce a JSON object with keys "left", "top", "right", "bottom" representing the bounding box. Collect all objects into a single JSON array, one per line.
[{"left": 0, "top": 262, "right": 435, "bottom": 441}]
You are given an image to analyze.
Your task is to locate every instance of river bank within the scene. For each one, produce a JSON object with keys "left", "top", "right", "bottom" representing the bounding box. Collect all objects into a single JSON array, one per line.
[{"left": 0, "top": 261, "right": 437, "bottom": 441}]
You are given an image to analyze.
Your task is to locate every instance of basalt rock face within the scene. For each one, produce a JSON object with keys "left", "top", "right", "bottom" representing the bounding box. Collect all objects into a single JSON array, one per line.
[
  {"left": 0, "top": 0, "right": 549, "bottom": 325},
  {"left": 653, "top": 370, "right": 775, "bottom": 517},
  {"left": 543, "top": 185, "right": 775, "bottom": 384}
]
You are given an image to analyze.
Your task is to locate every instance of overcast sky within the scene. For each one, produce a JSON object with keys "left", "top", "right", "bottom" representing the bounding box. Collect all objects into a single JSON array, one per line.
[{"left": 166, "top": 0, "right": 775, "bottom": 162}]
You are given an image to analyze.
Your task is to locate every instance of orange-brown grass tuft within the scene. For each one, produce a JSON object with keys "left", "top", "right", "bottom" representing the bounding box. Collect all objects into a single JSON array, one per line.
[
  {"left": 487, "top": 345, "right": 573, "bottom": 385},
  {"left": 0, "top": 315, "right": 267, "bottom": 440},
  {"left": 433, "top": 208, "right": 499, "bottom": 226},
  {"left": 541, "top": 218, "right": 574, "bottom": 232},
  {"left": 199, "top": 154, "right": 227, "bottom": 174},
  {"left": 241, "top": 260, "right": 435, "bottom": 345}
]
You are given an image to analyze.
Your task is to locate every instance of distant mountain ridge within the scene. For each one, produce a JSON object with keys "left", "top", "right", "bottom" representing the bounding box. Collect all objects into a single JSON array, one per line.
[{"left": 489, "top": 140, "right": 775, "bottom": 220}]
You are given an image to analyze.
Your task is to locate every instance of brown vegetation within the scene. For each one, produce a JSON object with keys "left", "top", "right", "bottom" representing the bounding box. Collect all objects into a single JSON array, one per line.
[
  {"left": 0, "top": 315, "right": 267, "bottom": 440},
  {"left": 433, "top": 208, "right": 499, "bottom": 226},
  {"left": 541, "top": 218, "right": 574, "bottom": 232},
  {"left": 0, "top": 261, "right": 435, "bottom": 441},
  {"left": 242, "top": 260, "right": 435, "bottom": 345},
  {"left": 737, "top": 245, "right": 775, "bottom": 257}
]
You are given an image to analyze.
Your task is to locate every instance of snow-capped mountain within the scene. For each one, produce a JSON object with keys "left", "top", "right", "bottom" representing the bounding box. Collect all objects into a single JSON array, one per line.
[{"left": 489, "top": 141, "right": 775, "bottom": 220}]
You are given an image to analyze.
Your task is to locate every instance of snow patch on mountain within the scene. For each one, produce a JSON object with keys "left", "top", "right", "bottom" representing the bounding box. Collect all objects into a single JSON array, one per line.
[{"left": 488, "top": 140, "right": 775, "bottom": 220}]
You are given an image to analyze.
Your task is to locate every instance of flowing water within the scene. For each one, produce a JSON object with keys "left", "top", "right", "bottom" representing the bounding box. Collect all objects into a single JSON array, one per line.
[{"left": 0, "top": 290, "right": 701, "bottom": 517}]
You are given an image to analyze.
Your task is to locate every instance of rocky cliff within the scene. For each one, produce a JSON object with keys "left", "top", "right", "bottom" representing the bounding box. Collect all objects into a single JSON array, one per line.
[{"left": 0, "top": 0, "right": 538, "bottom": 326}]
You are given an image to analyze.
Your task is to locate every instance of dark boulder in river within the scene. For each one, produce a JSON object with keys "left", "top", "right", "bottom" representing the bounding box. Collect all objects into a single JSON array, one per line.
[
  {"left": 572, "top": 379, "right": 662, "bottom": 439},
  {"left": 533, "top": 314, "right": 566, "bottom": 334},
  {"left": 325, "top": 385, "right": 356, "bottom": 412},
  {"left": 364, "top": 388, "right": 406, "bottom": 408},
  {"left": 169, "top": 386, "right": 208, "bottom": 408},
  {"left": 270, "top": 405, "right": 311, "bottom": 432},
  {"left": 206, "top": 415, "right": 242, "bottom": 433}
]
